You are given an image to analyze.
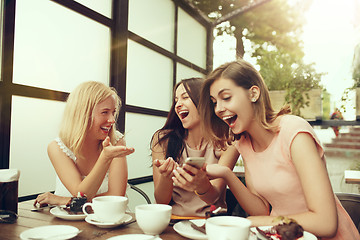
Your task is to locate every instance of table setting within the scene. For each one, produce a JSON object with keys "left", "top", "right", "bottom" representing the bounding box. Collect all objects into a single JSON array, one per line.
[{"left": 0, "top": 195, "right": 319, "bottom": 240}]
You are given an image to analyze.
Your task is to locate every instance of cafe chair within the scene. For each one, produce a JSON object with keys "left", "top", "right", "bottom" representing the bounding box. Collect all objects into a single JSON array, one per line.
[
  {"left": 127, "top": 184, "right": 152, "bottom": 212},
  {"left": 226, "top": 188, "right": 248, "bottom": 217},
  {"left": 335, "top": 192, "right": 360, "bottom": 233}
]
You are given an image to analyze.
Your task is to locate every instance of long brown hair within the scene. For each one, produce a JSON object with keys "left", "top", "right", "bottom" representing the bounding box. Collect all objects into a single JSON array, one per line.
[
  {"left": 199, "top": 59, "right": 290, "bottom": 149},
  {"left": 151, "top": 78, "right": 204, "bottom": 163}
]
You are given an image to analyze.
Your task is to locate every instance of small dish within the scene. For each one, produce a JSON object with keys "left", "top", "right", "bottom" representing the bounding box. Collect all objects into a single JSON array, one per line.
[
  {"left": 50, "top": 206, "right": 86, "bottom": 221},
  {"left": 85, "top": 213, "right": 132, "bottom": 228},
  {"left": 20, "top": 225, "right": 80, "bottom": 240},
  {"left": 107, "top": 234, "right": 162, "bottom": 240},
  {"left": 251, "top": 226, "right": 317, "bottom": 240},
  {"left": 0, "top": 210, "right": 18, "bottom": 223},
  {"left": 173, "top": 219, "right": 207, "bottom": 240}
]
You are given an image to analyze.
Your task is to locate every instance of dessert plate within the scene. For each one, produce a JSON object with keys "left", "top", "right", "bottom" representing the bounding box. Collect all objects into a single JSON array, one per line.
[
  {"left": 50, "top": 206, "right": 86, "bottom": 220},
  {"left": 20, "top": 225, "right": 80, "bottom": 240},
  {"left": 85, "top": 213, "right": 133, "bottom": 228},
  {"left": 107, "top": 234, "right": 162, "bottom": 240},
  {"left": 173, "top": 219, "right": 207, "bottom": 240},
  {"left": 251, "top": 226, "right": 317, "bottom": 240}
]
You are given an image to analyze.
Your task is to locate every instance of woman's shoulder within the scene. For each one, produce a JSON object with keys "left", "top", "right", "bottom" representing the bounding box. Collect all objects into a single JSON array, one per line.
[
  {"left": 152, "top": 129, "right": 171, "bottom": 143},
  {"left": 49, "top": 137, "right": 77, "bottom": 161},
  {"left": 155, "top": 129, "right": 171, "bottom": 137},
  {"left": 277, "top": 115, "right": 319, "bottom": 146},
  {"left": 279, "top": 115, "right": 311, "bottom": 131}
]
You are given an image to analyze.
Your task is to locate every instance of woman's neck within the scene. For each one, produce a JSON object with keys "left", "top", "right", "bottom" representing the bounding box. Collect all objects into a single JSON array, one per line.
[
  {"left": 247, "top": 118, "right": 279, "bottom": 152},
  {"left": 186, "top": 125, "right": 205, "bottom": 150},
  {"left": 81, "top": 134, "right": 102, "bottom": 156}
]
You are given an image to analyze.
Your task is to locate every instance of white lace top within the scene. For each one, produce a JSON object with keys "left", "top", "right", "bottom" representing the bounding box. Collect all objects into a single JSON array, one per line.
[{"left": 54, "top": 131, "right": 124, "bottom": 197}]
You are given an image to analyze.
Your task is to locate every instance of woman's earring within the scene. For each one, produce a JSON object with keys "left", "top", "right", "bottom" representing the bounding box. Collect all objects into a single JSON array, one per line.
[{"left": 251, "top": 98, "right": 256, "bottom": 102}]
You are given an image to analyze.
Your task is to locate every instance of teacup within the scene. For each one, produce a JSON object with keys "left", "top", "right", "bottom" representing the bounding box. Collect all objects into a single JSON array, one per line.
[
  {"left": 135, "top": 204, "right": 172, "bottom": 235},
  {"left": 206, "top": 216, "right": 252, "bottom": 240},
  {"left": 82, "top": 196, "right": 128, "bottom": 223}
]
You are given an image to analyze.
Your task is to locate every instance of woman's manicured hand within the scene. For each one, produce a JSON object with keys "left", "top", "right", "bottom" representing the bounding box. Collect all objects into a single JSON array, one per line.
[
  {"left": 101, "top": 136, "right": 135, "bottom": 161},
  {"left": 153, "top": 157, "right": 178, "bottom": 179}
]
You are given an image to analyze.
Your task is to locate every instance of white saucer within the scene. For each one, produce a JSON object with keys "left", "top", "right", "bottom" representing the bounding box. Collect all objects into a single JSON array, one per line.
[
  {"left": 85, "top": 213, "right": 133, "bottom": 228},
  {"left": 107, "top": 234, "right": 162, "bottom": 240},
  {"left": 20, "top": 225, "right": 80, "bottom": 240},
  {"left": 251, "top": 226, "right": 317, "bottom": 240},
  {"left": 50, "top": 206, "right": 86, "bottom": 221},
  {"left": 173, "top": 219, "right": 207, "bottom": 240}
]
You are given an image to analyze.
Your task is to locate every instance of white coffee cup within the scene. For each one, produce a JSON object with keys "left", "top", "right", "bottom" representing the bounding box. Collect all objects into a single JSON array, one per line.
[
  {"left": 82, "top": 196, "right": 128, "bottom": 223},
  {"left": 135, "top": 204, "right": 172, "bottom": 235},
  {"left": 206, "top": 216, "right": 252, "bottom": 240}
]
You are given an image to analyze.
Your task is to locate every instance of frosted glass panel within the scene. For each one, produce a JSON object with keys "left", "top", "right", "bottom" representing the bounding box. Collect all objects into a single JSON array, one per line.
[
  {"left": 10, "top": 96, "right": 66, "bottom": 197},
  {"left": 127, "top": 40, "right": 173, "bottom": 111},
  {"left": 13, "top": 0, "right": 110, "bottom": 93},
  {"left": 74, "top": 0, "right": 112, "bottom": 18},
  {"left": 177, "top": 8, "right": 207, "bottom": 69},
  {"left": 129, "top": 0, "right": 174, "bottom": 52},
  {"left": 125, "top": 113, "right": 166, "bottom": 179},
  {"left": 176, "top": 63, "right": 205, "bottom": 83}
]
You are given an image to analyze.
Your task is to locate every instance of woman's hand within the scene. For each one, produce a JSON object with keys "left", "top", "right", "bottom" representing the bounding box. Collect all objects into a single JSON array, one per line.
[
  {"left": 153, "top": 157, "right": 178, "bottom": 179},
  {"left": 101, "top": 136, "right": 135, "bottom": 161},
  {"left": 205, "top": 163, "right": 231, "bottom": 180},
  {"left": 33, "top": 192, "right": 71, "bottom": 207},
  {"left": 172, "top": 164, "right": 211, "bottom": 193}
]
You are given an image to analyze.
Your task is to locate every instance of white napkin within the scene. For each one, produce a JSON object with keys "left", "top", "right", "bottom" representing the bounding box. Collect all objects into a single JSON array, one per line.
[{"left": 0, "top": 169, "right": 20, "bottom": 182}]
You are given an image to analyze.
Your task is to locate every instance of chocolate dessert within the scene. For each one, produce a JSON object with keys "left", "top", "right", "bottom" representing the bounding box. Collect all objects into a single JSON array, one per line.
[
  {"left": 256, "top": 217, "right": 304, "bottom": 240},
  {"left": 64, "top": 192, "right": 87, "bottom": 214},
  {"left": 205, "top": 205, "right": 228, "bottom": 218}
]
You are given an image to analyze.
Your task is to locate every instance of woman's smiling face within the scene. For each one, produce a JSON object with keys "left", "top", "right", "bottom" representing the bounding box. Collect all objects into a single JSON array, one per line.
[
  {"left": 89, "top": 95, "right": 117, "bottom": 141},
  {"left": 210, "top": 78, "right": 254, "bottom": 134},
  {"left": 174, "top": 83, "right": 200, "bottom": 130}
]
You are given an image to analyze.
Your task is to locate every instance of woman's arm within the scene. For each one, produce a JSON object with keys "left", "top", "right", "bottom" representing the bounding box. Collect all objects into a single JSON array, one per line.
[
  {"left": 248, "top": 133, "right": 337, "bottom": 238},
  {"left": 34, "top": 192, "right": 71, "bottom": 207},
  {"left": 49, "top": 137, "right": 134, "bottom": 200},
  {"left": 152, "top": 135, "right": 177, "bottom": 204},
  {"left": 102, "top": 137, "right": 130, "bottom": 197},
  {"left": 205, "top": 155, "right": 270, "bottom": 216}
]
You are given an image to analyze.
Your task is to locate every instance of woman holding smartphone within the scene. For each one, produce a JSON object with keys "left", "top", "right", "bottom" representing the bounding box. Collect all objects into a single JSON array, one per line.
[{"left": 151, "top": 78, "right": 238, "bottom": 217}]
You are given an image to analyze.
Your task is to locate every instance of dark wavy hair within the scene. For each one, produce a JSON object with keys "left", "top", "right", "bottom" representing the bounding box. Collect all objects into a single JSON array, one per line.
[
  {"left": 199, "top": 59, "right": 291, "bottom": 149},
  {"left": 151, "top": 78, "right": 204, "bottom": 163}
]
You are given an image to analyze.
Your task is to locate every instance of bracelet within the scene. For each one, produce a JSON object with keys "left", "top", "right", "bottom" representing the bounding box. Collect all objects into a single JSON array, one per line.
[{"left": 194, "top": 185, "right": 211, "bottom": 196}]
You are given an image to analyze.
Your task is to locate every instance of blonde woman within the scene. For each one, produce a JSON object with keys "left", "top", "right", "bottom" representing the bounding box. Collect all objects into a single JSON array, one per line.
[{"left": 34, "top": 81, "right": 134, "bottom": 206}]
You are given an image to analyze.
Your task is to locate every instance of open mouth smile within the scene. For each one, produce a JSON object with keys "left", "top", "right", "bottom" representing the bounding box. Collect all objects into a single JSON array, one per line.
[
  {"left": 223, "top": 115, "right": 237, "bottom": 128},
  {"left": 178, "top": 110, "right": 189, "bottom": 119},
  {"left": 100, "top": 126, "right": 111, "bottom": 133}
]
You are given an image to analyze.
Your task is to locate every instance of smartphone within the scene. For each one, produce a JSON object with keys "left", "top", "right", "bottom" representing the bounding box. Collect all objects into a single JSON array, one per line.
[{"left": 185, "top": 157, "right": 205, "bottom": 168}]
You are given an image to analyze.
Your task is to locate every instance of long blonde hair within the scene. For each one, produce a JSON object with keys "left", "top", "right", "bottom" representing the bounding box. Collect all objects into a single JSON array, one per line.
[{"left": 59, "top": 81, "right": 122, "bottom": 158}]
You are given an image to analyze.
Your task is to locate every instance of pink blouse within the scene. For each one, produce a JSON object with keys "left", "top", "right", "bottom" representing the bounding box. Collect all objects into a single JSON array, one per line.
[{"left": 235, "top": 115, "right": 359, "bottom": 240}]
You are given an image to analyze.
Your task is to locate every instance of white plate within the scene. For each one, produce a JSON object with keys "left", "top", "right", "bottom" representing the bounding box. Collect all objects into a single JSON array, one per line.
[
  {"left": 20, "top": 225, "right": 80, "bottom": 240},
  {"left": 50, "top": 206, "right": 86, "bottom": 220},
  {"left": 85, "top": 213, "right": 133, "bottom": 228},
  {"left": 251, "top": 226, "right": 317, "bottom": 240},
  {"left": 107, "top": 234, "right": 162, "bottom": 240},
  {"left": 173, "top": 219, "right": 207, "bottom": 240}
]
